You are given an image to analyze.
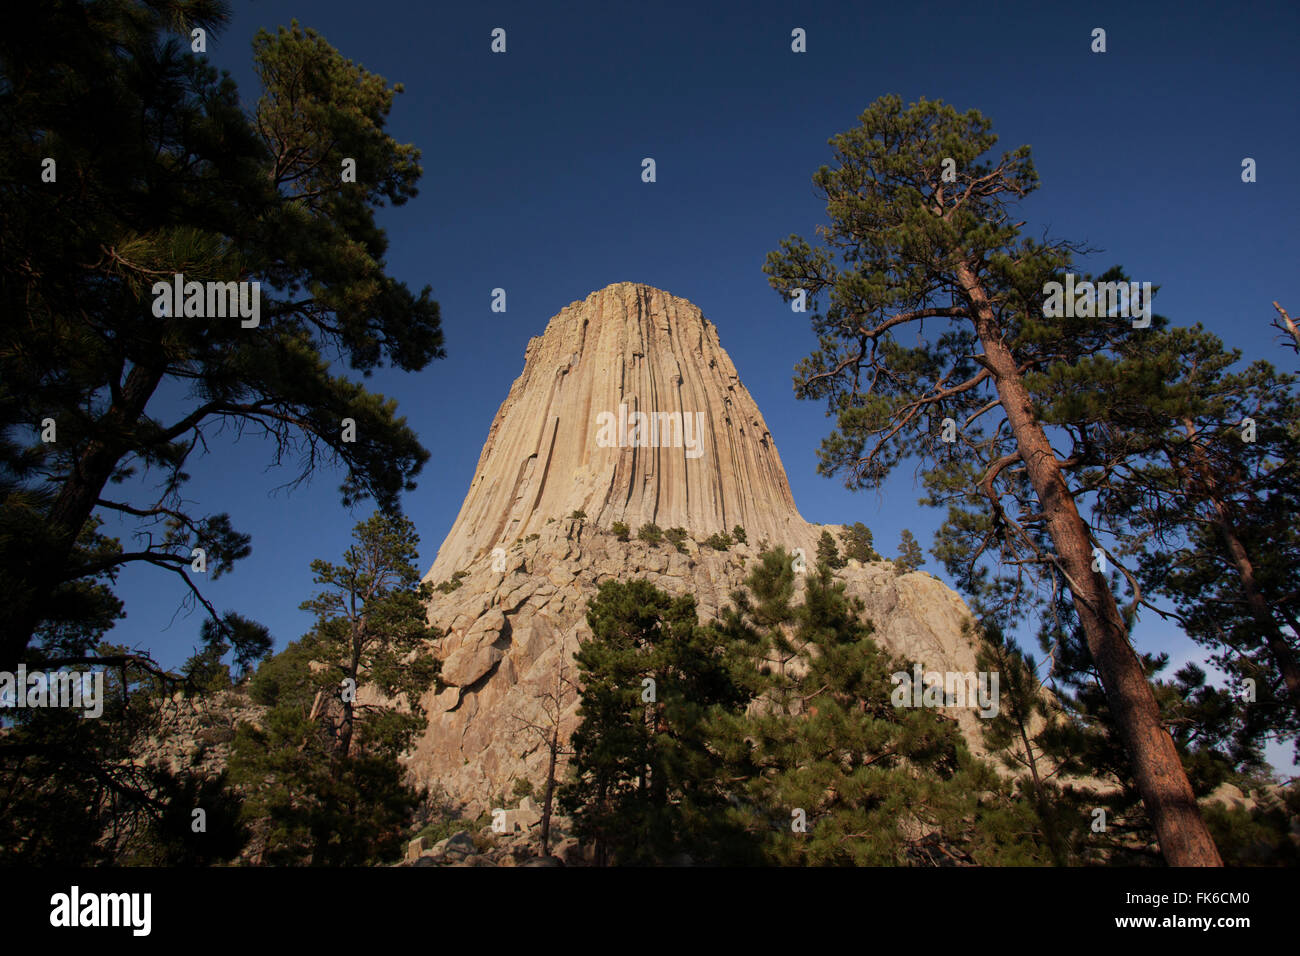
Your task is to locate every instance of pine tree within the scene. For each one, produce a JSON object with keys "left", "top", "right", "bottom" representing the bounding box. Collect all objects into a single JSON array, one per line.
[
  {"left": 764, "top": 95, "right": 1220, "bottom": 864},
  {"left": 0, "top": 3, "right": 443, "bottom": 668},
  {"left": 0, "top": 641, "right": 248, "bottom": 865},
  {"left": 840, "top": 522, "right": 880, "bottom": 562},
  {"left": 229, "top": 511, "right": 439, "bottom": 865},
  {"left": 1024, "top": 600, "right": 1273, "bottom": 864},
  {"left": 817, "top": 529, "right": 846, "bottom": 569},
  {"left": 1079, "top": 325, "right": 1299, "bottom": 750},
  {"left": 558, "top": 579, "right": 750, "bottom": 865},
  {"left": 708, "top": 550, "right": 1041, "bottom": 865},
  {"left": 895, "top": 529, "right": 925, "bottom": 574},
  {"left": 972, "top": 618, "right": 1089, "bottom": 865}
]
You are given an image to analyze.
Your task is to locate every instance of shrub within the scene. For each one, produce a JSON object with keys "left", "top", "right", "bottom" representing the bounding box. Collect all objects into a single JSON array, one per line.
[
  {"left": 732, "top": 525, "right": 747, "bottom": 544},
  {"left": 638, "top": 523, "right": 663, "bottom": 546},
  {"left": 436, "top": 570, "right": 469, "bottom": 594},
  {"left": 703, "top": 531, "right": 733, "bottom": 551},
  {"left": 414, "top": 817, "right": 474, "bottom": 847},
  {"left": 512, "top": 778, "right": 535, "bottom": 800},
  {"left": 612, "top": 521, "right": 630, "bottom": 541},
  {"left": 570, "top": 509, "right": 587, "bottom": 520},
  {"left": 665, "top": 527, "right": 689, "bottom": 553}
]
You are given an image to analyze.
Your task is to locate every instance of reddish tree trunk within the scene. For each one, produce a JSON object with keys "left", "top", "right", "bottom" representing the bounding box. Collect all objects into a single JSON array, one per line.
[
  {"left": 957, "top": 263, "right": 1221, "bottom": 866},
  {"left": 1180, "top": 431, "right": 1300, "bottom": 715},
  {"left": 1209, "top": 499, "right": 1300, "bottom": 710}
]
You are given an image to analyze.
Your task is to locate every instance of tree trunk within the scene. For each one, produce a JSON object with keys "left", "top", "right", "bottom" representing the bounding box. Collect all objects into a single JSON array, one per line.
[
  {"left": 1213, "top": 506, "right": 1300, "bottom": 704},
  {"left": 1180, "top": 433, "right": 1300, "bottom": 715},
  {"left": 1004, "top": 647, "right": 1067, "bottom": 865},
  {"left": 957, "top": 263, "right": 1221, "bottom": 866},
  {"left": 335, "top": 637, "right": 361, "bottom": 770},
  {"left": 2, "top": 362, "right": 166, "bottom": 667},
  {"left": 540, "top": 727, "right": 558, "bottom": 856}
]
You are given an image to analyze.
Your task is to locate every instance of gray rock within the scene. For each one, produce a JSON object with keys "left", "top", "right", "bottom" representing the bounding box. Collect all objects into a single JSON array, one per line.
[
  {"left": 552, "top": 837, "right": 582, "bottom": 864},
  {"left": 442, "top": 830, "right": 477, "bottom": 859},
  {"left": 406, "top": 836, "right": 431, "bottom": 861}
]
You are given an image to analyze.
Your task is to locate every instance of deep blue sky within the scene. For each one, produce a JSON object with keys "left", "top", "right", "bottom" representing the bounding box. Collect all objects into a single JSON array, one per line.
[{"left": 100, "top": 0, "right": 1298, "bottom": 764}]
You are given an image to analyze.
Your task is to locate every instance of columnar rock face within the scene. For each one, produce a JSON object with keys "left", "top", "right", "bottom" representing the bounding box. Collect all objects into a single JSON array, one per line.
[
  {"left": 410, "top": 283, "right": 986, "bottom": 813},
  {"left": 426, "top": 282, "right": 812, "bottom": 581}
]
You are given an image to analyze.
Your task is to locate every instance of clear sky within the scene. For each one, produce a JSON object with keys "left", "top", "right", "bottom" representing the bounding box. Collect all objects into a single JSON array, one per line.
[{"left": 99, "top": 0, "right": 1299, "bottom": 766}]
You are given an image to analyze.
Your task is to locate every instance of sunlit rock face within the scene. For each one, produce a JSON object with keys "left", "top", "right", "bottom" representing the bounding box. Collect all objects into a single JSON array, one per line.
[
  {"left": 409, "top": 283, "right": 983, "bottom": 813},
  {"left": 426, "top": 282, "right": 812, "bottom": 582}
]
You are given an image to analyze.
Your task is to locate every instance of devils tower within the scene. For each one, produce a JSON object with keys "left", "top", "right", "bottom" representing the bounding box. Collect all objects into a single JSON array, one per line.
[
  {"left": 408, "top": 282, "right": 986, "bottom": 812},
  {"left": 427, "top": 282, "right": 812, "bottom": 580}
]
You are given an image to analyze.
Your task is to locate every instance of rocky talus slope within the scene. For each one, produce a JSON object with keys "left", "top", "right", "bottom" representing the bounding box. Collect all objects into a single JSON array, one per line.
[{"left": 409, "top": 518, "right": 986, "bottom": 815}]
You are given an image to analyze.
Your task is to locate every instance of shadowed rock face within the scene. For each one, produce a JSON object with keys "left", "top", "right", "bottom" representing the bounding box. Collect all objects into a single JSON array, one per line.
[{"left": 410, "top": 283, "right": 985, "bottom": 813}]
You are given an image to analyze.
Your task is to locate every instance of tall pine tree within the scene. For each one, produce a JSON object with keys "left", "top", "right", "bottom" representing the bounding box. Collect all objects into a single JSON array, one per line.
[
  {"left": 559, "top": 579, "right": 750, "bottom": 865},
  {"left": 763, "top": 95, "right": 1219, "bottom": 864},
  {"left": 708, "top": 550, "right": 1041, "bottom": 865},
  {"left": 0, "top": 2, "right": 443, "bottom": 667},
  {"left": 229, "top": 511, "right": 439, "bottom": 865}
]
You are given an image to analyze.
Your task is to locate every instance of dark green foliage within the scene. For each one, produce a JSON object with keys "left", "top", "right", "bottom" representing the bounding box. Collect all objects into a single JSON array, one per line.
[
  {"left": 637, "top": 523, "right": 663, "bottom": 546},
  {"left": 247, "top": 638, "right": 317, "bottom": 707},
  {"left": 895, "top": 529, "right": 925, "bottom": 574},
  {"left": 570, "top": 510, "right": 587, "bottom": 520},
  {"left": 230, "top": 512, "right": 439, "bottom": 865},
  {"left": 611, "top": 521, "right": 630, "bottom": 541},
  {"left": 0, "top": 1, "right": 443, "bottom": 667},
  {"left": 512, "top": 778, "right": 535, "bottom": 800},
  {"left": 559, "top": 579, "right": 752, "bottom": 865},
  {"left": 117, "top": 769, "right": 250, "bottom": 866},
  {"left": 183, "top": 612, "right": 273, "bottom": 694},
  {"left": 1202, "top": 790, "right": 1300, "bottom": 866},
  {"left": 703, "top": 531, "right": 733, "bottom": 551},
  {"left": 411, "top": 807, "right": 475, "bottom": 848},
  {"left": 182, "top": 641, "right": 233, "bottom": 696},
  {"left": 762, "top": 94, "right": 1225, "bottom": 862},
  {"left": 558, "top": 551, "right": 1045, "bottom": 866},
  {"left": 231, "top": 711, "right": 421, "bottom": 865},
  {"left": 974, "top": 621, "right": 1079, "bottom": 864},
  {"left": 991, "top": 597, "right": 1281, "bottom": 864},
  {"left": 731, "top": 525, "right": 747, "bottom": 544},
  {"left": 1080, "top": 325, "right": 1300, "bottom": 755},
  {"left": 0, "top": 644, "right": 248, "bottom": 865},
  {"left": 708, "top": 552, "right": 1042, "bottom": 865},
  {"left": 435, "top": 570, "right": 468, "bottom": 594},
  {"left": 840, "top": 522, "right": 881, "bottom": 562},
  {"left": 817, "top": 529, "right": 846, "bottom": 569},
  {"left": 665, "top": 527, "right": 689, "bottom": 553}
]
